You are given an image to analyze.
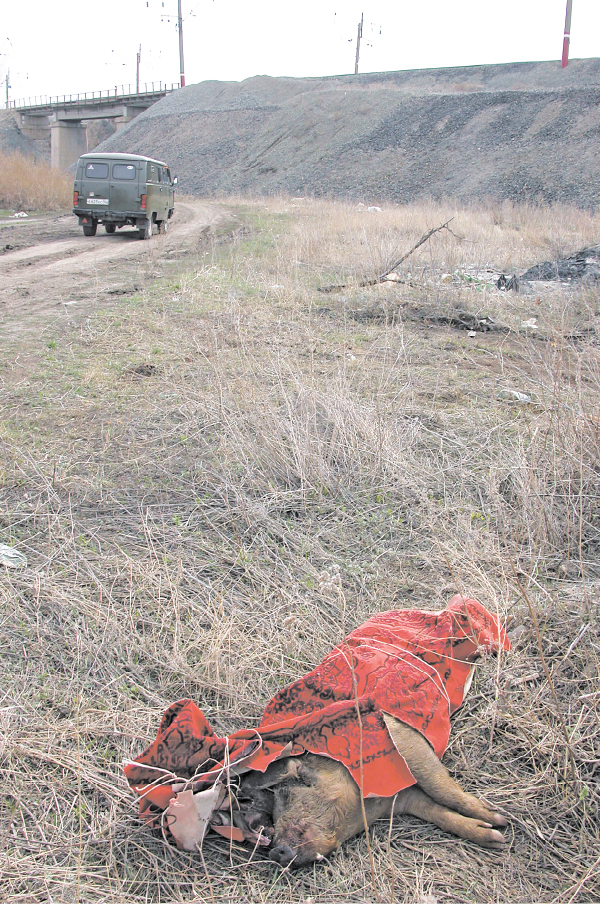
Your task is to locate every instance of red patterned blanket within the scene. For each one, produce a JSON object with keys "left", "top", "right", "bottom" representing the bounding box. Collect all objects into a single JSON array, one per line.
[{"left": 125, "top": 594, "right": 509, "bottom": 844}]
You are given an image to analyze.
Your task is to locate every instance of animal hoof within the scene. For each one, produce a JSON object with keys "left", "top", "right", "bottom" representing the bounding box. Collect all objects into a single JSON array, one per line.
[{"left": 476, "top": 824, "right": 506, "bottom": 848}]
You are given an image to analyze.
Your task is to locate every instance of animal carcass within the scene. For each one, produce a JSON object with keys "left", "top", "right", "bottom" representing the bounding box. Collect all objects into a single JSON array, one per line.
[{"left": 125, "top": 595, "right": 510, "bottom": 865}]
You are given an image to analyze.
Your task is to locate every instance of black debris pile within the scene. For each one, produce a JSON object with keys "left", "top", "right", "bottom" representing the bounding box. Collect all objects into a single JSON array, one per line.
[
  {"left": 520, "top": 247, "right": 600, "bottom": 282},
  {"left": 496, "top": 274, "right": 519, "bottom": 291}
]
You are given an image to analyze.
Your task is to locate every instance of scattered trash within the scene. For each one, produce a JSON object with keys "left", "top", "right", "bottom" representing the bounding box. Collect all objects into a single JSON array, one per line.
[
  {"left": 0, "top": 543, "right": 27, "bottom": 569},
  {"left": 497, "top": 274, "right": 519, "bottom": 291},
  {"left": 12, "top": 211, "right": 28, "bottom": 219},
  {"left": 367, "top": 206, "right": 382, "bottom": 212},
  {"left": 497, "top": 389, "right": 532, "bottom": 404},
  {"left": 521, "top": 318, "right": 538, "bottom": 330},
  {"left": 2, "top": 244, "right": 14, "bottom": 252},
  {"left": 468, "top": 330, "right": 477, "bottom": 337},
  {"left": 520, "top": 247, "right": 600, "bottom": 283},
  {"left": 165, "top": 782, "right": 227, "bottom": 851},
  {"left": 458, "top": 268, "right": 503, "bottom": 286}
]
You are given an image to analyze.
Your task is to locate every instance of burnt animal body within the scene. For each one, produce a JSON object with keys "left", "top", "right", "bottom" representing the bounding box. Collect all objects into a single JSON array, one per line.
[{"left": 125, "top": 595, "right": 511, "bottom": 866}]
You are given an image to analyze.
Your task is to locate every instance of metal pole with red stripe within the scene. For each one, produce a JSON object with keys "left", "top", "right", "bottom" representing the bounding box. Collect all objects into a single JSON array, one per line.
[{"left": 562, "top": 0, "right": 573, "bottom": 68}]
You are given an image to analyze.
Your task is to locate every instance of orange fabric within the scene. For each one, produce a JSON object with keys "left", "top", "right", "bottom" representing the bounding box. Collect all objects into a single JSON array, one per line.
[{"left": 125, "top": 595, "right": 510, "bottom": 821}]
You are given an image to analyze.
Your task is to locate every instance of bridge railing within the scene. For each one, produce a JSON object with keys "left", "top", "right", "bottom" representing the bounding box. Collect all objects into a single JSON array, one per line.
[{"left": 10, "top": 82, "right": 180, "bottom": 112}]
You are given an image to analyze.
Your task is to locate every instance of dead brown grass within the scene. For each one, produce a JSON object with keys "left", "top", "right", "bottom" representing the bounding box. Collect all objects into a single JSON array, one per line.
[
  {"left": 0, "top": 151, "right": 72, "bottom": 211},
  {"left": 0, "top": 197, "right": 599, "bottom": 903}
]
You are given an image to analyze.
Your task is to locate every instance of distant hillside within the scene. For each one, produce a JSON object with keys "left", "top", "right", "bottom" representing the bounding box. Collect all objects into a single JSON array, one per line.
[
  {"left": 97, "top": 59, "right": 600, "bottom": 207},
  {"left": 0, "top": 112, "right": 43, "bottom": 159}
]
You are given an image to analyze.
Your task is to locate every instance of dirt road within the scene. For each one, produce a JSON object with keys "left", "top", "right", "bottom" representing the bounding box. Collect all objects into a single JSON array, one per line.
[{"left": 0, "top": 200, "right": 227, "bottom": 338}]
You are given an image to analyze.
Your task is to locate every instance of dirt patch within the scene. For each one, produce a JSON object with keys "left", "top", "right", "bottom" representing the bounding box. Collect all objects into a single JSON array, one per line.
[{"left": 0, "top": 200, "right": 229, "bottom": 337}]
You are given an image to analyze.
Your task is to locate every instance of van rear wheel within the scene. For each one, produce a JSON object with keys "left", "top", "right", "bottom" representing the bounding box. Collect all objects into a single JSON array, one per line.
[
  {"left": 82, "top": 219, "right": 97, "bottom": 237},
  {"left": 138, "top": 219, "right": 152, "bottom": 240},
  {"left": 105, "top": 224, "right": 116, "bottom": 234}
]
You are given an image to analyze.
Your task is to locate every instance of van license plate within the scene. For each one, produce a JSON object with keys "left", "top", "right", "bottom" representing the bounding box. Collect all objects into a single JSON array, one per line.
[{"left": 88, "top": 198, "right": 109, "bottom": 205}]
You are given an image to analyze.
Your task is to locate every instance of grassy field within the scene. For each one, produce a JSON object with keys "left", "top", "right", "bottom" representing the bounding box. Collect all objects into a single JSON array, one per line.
[
  {"left": 1, "top": 197, "right": 599, "bottom": 903},
  {"left": 0, "top": 151, "right": 72, "bottom": 211}
]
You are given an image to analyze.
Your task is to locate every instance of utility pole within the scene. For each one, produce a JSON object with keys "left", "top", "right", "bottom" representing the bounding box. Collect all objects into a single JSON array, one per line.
[
  {"left": 354, "top": 12, "right": 363, "bottom": 75},
  {"left": 5, "top": 70, "right": 9, "bottom": 109},
  {"left": 178, "top": 0, "right": 185, "bottom": 87},
  {"left": 136, "top": 45, "right": 141, "bottom": 93},
  {"left": 562, "top": 0, "right": 573, "bottom": 68}
]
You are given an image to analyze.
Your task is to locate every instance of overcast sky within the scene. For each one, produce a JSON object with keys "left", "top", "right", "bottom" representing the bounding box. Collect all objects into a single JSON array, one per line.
[{"left": 2, "top": 0, "right": 599, "bottom": 104}]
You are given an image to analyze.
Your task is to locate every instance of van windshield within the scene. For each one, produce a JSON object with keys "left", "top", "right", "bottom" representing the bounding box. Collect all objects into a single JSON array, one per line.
[
  {"left": 113, "top": 164, "right": 137, "bottom": 180},
  {"left": 85, "top": 162, "right": 108, "bottom": 179}
]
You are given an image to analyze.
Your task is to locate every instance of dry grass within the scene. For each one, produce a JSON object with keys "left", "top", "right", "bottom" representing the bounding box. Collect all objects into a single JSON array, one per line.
[
  {"left": 0, "top": 151, "right": 72, "bottom": 211},
  {"left": 1, "top": 197, "right": 599, "bottom": 903}
]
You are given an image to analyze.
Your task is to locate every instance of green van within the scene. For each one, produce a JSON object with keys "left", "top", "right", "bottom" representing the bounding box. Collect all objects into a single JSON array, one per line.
[{"left": 73, "top": 152, "right": 177, "bottom": 239}]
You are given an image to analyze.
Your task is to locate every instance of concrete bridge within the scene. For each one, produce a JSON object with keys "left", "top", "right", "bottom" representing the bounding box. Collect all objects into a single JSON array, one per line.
[{"left": 9, "top": 83, "right": 178, "bottom": 169}]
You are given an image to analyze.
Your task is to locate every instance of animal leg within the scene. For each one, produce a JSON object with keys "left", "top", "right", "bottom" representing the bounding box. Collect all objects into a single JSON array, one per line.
[
  {"left": 395, "top": 785, "right": 506, "bottom": 849},
  {"left": 383, "top": 714, "right": 507, "bottom": 827}
]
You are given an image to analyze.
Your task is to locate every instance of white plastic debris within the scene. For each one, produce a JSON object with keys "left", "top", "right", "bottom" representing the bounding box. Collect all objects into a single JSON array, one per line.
[
  {"left": 497, "top": 389, "right": 532, "bottom": 404},
  {"left": 0, "top": 543, "right": 27, "bottom": 568},
  {"left": 166, "top": 782, "right": 226, "bottom": 851},
  {"left": 12, "top": 211, "right": 28, "bottom": 218},
  {"left": 367, "top": 206, "right": 382, "bottom": 212},
  {"left": 521, "top": 318, "right": 538, "bottom": 330}
]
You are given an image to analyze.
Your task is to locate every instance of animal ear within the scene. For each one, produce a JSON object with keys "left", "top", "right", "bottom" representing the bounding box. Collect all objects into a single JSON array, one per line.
[
  {"left": 241, "top": 758, "right": 301, "bottom": 791},
  {"left": 297, "top": 763, "right": 318, "bottom": 786}
]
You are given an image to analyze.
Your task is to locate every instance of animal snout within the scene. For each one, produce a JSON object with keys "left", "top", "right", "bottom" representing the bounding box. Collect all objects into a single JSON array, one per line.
[{"left": 269, "top": 841, "right": 297, "bottom": 866}]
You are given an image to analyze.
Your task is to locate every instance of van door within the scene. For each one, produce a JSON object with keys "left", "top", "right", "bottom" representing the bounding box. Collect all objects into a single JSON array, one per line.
[
  {"left": 158, "top": 166, "right": 169, "bottom": 220},
  {"left": 165, "top": 167, "right": 175, "bottom": 214},
  {"left": 82, "top": 160, "right": 110, "bottom": 212},
  {"left": 146, "top": 162, "right": 160, "bottom": 219},
  {"left": 109, "top": 161, "right": 139, "bottom": 214}
]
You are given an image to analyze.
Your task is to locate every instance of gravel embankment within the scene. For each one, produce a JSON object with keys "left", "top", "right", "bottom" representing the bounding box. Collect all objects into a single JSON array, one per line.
[{"left": 76, "top": 59, "right": 600, "bottom": 205}]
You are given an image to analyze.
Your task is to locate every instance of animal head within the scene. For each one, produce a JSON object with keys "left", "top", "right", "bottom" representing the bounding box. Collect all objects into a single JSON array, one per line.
[{"left": 240, "top": 754, "right": 362, "bottom": 867}]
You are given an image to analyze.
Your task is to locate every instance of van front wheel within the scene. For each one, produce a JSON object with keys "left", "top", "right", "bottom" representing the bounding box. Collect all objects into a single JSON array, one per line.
[
  {"left": 157, "top": 220, "right": 168, "bottom": 235},
  {"left": 82, "top": 220, "right": 97, "bottom": 237},
  {"left": 138, "top": 219, "right": 152, "bottom": 240}
]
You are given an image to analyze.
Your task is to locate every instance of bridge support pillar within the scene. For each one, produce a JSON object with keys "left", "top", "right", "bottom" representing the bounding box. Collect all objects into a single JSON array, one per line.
[
  {"left": 17, "top": 113, "right": 52, "bottom": 141},
  {"left": 114, "top": 106, "right": 139, "bottom": 130},
  {"left": 50, "top": 120, "right": 88, "bottom": 170}
]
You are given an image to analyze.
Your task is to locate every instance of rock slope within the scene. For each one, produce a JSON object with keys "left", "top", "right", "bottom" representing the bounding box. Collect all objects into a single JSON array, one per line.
[{"left": 97, "top": 59, "right": 600, "bottom": 206}]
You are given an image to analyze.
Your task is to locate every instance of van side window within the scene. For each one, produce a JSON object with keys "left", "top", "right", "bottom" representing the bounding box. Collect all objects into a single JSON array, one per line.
[
  {"left": 147, "top": 165, "right": 157, "bottom": 182},
  {"left": 113, "top": 164, "right": 137, "bottom": 180},
  {"left": 85, "top": 162, "right": 109, "bottom": 179}
]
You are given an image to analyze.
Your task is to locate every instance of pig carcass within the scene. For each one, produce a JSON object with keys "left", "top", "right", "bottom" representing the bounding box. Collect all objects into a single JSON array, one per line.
[{"left": 125, "top": 595, "right": 510, "bottom": 866}]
